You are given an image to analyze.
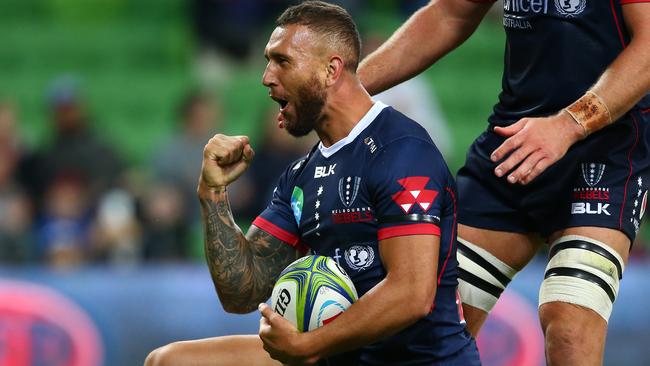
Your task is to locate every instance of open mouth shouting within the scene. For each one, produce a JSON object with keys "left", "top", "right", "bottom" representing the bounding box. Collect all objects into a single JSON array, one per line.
[{"left": 270, "top": 94, "right": 290, "bottom": 128}]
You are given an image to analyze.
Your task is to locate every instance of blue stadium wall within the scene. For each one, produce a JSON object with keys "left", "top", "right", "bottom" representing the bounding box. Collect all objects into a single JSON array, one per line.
[{"left": 1, "top": 259, "right": 648, "bottom": 366}]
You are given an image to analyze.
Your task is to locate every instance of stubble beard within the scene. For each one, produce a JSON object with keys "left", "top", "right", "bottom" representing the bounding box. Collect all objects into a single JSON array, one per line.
[{"left": 284, "top": 77, "right": 327, "bottom": 137}]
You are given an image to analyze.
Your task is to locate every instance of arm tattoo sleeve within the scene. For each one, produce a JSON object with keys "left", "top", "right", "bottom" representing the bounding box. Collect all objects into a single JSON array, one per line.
[{"left": 200, "top": 192, "right": 299, "bottom": 313}]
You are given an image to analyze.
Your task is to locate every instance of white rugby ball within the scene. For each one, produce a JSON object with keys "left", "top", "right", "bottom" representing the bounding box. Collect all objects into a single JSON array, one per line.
[{"left": 270, "top": 255, "right": 358, "bottom": 332}]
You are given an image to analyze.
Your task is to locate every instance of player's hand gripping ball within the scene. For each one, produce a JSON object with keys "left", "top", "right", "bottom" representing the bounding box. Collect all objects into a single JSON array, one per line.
[{"left": 271, "top": 255, "right": 358, "bottom": 332}]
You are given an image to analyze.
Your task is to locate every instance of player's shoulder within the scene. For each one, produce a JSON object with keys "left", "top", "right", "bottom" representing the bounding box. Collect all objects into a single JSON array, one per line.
[
  {"left": 278, "top": 145, "right": 318, "bottom": 186},
  {"left": 367, "top": 104, "right": 445, "bottom": 164},
  {"left": 369, "top": 104, "right": 437, "bottom": 151},
  {"left": 360, "top": 106, "right": 453, "bottom": 188}
]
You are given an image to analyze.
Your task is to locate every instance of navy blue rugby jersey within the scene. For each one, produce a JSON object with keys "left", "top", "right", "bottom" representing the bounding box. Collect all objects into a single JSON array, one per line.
[
  {"left": 472, "top": 0, "right": 650, "bottom": 126},
  {"left": 253, "top": 102, "right": 475, "bottom": 362}
]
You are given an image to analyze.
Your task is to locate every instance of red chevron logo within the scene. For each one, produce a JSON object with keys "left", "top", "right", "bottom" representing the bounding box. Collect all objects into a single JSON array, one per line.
[{"left": 391, "top": 176, "right": 438, "bottom": 214}]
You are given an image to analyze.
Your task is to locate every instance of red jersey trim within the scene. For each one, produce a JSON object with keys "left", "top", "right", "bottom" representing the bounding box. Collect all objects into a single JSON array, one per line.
[
  {"left": 610, "top": 0, "right": 627, "bottom": 48},
  {"left": 252, "top": 217, "right": 299, "bottom": 246},
  {"left": 377, "top": 223, "right": 440, "bottom": 240},
  {"left": 620, "top": 0, "right": 650, "bottom": 4},
  {"left": 438, "top": 187, "right": 457, "bottom": 286}
]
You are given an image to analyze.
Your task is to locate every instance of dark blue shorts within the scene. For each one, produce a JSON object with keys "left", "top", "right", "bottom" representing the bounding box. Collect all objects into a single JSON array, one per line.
[
  {"left": 318, "top": 336, "right": 481, "bottom": 365},
  {"left": 457, "top": 109, "right": 650, "bottom": 242}
]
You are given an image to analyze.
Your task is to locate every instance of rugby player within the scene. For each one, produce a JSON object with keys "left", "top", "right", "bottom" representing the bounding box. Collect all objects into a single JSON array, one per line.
[
  {"left": 358, "top": 1, "right": 650, "bottom": 365},
  {"left": 145, "top": 2, "right": 480, "bottom": 365}
]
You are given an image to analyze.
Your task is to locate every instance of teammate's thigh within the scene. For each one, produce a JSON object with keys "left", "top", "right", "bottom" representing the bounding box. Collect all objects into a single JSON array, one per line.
[
  {"left": 457, "top": 224, "right": 541, "bottom": 335},
  {"left": 539, "top": 227, "right": 630, "bottom": 365},
  {"left": 459, "top": 225, "right": 541, "bottom": 270},
  {"left": 145, "top": 335, "right": 282, "bottom": 366}
]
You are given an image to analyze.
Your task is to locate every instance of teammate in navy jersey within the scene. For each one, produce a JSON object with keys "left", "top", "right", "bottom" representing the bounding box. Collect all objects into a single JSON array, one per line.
[
  {"left": 358, "top": 0, "right": 650, "bottom": 365},
  {"left": 145, "top": 2, "right": 480, "bottom": 365}
]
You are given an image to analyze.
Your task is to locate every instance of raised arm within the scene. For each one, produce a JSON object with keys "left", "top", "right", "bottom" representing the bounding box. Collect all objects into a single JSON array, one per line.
[
  {"left": 198, "top": 134, "right": 300, "bottom": 314},
  {"left": 358, "top": 0, "right": 493, "bottom": 95}
]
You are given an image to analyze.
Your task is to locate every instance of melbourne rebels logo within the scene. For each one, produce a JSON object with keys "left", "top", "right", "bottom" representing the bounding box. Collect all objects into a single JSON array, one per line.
[
  {"left": 391, "top": 176, "right": 438, "bottom": 213},
  {"left": 345, "top": 245, "right": 375, "bottom": 271},
  {"left": 338, "top": 176, "right": 361, "bottom": 207},
  {"left": 555, "top": 0, "right": 585, "bottom": 17},
  {"left": 581, "top": 163, "right": 606, "bottom": 187}
]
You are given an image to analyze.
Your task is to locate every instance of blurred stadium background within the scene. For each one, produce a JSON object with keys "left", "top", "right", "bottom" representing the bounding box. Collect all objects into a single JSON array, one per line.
[{"left": 0, "top": 1, "right": 648, "bottom": 365}]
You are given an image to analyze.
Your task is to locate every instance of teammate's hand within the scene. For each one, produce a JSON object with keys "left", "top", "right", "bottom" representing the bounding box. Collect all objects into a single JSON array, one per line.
[
  {"left": 198, "top": 134, "right": 254, "bottom": 192},
  {"left": 490, "top": 111, "right": 585, "bottom": 185},
  {"left": 258, "top": 303, "right": 318, "bottom": 366}
]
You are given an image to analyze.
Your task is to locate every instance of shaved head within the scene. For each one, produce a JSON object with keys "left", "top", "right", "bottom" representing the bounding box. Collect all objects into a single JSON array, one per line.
[{"left": 275, "top": 1, "right": 361, "bottom": 72}]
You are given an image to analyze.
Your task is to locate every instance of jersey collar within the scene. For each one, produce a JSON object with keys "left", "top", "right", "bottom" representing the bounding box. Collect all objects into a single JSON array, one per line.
[{"left": 318, "top": 100, "right": 387, "bottom": 158}]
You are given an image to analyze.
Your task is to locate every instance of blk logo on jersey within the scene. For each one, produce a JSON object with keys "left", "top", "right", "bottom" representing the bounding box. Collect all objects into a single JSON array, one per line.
[
  {"left": 391, "top": 177, "right": 438, "bottom": 214},
  {"left": 581, "top": 163, "right": 606, "bottom": 187},
  {"left": 315, "top": 164, "right": 336, "bottom": 178},
  {"left": 571, "top": 202, "right": 611, "bottom": 216}
]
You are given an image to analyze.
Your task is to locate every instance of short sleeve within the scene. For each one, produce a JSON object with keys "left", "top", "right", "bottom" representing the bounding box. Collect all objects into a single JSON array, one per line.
[
  {"left": 252, "top": 166, "right": 307, "bottom": 252},
  {"left": 366, "top": 138, "right": 451, "bottom": 241}
]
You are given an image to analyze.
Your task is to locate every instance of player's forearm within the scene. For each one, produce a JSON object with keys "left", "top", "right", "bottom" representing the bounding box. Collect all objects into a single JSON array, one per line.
[
  {"left": 199, "top": 186, "right": 263, "bottom": 313},
  {"left": 358, "top": 0, "right": 490, "bottom": 95},
  {"left": 304, "top": 275, "right": 436, "bottom": 359},
  {"left": 591, "top": 35, "right": 650, "bottom": 121},
  {"left": 199, "top": 187, "right": 254, "bottom": 311},
  {"left": 564, "top": 4, "right": 650, "bottom": 136}
]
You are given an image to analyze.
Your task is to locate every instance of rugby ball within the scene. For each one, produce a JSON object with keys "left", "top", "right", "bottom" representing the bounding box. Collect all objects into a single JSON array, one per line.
[{"left": 271, "top": 255, "right": 358, "bottom": 332}]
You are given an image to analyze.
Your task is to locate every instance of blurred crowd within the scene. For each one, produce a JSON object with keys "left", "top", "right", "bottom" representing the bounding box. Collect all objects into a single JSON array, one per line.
[
  {"left": 1, "top": 0, "right": 647, "bottom": 269},
  {"left": 0, "top": 81, "right": 318, "bottom": 268}
]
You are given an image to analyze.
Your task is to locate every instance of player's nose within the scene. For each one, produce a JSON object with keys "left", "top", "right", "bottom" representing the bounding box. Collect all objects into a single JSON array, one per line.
[{"left": 261, "top": 64, "right": 277, "bottom": 87}]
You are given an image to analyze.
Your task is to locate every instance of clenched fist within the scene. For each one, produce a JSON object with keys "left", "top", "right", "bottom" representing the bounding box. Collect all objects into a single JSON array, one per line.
[{"left": 198, "top": 134, "right": 255, "bottom": 192}]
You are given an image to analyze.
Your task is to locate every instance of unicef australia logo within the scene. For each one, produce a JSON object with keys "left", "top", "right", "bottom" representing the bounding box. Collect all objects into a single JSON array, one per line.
[
  {"left": 344, "top": 245, "right": 375, "bottom": 271},
  {"left": 555, "top": 0, "right": 586, "bottom": 17}
]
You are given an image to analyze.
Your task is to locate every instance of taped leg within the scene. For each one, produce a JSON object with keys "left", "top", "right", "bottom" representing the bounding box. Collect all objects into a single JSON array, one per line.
[
  {"left": 539, "top": 228, "right": 630, "bottom": 366},
  {"left": 457, "top": 238, "right": 518, "bottom": 313},
  {"left": 456, "top": 225, "right": 540, "bottom": 336},
  {"left": 539, "top": 235, "right": 624, "bottom": 321}
]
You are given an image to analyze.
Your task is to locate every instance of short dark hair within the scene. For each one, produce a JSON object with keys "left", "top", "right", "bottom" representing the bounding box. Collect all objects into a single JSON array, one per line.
[{"left": 276, "top": 1, "right": 361, "bottom": 72}]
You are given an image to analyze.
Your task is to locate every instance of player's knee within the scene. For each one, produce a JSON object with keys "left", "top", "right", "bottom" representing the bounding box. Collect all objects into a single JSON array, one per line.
[
  {"left": 540, "top": 303, "right": 594, "bottom": 358},
  {"left": 539, "top": 235, "right": 624, "bottom": 322},
  {"left": 144, "top": 342, "right": 181, "bottom": 366},
  {"left": 457, "top": 237, "right": 518, "bottom": 313},
  {"left": 545, "top": 318, "right": 581, "bottom": 350}
]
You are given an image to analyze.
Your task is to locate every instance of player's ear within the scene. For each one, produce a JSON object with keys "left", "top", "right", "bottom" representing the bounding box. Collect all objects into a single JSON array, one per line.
[{"left": 325, "top": 55, "right": 344, "bottom": 86}]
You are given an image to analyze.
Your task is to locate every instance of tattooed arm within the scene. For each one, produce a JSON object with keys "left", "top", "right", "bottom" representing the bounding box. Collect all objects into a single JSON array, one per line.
[
  {"left": 198, "top": 134, "right": 300, "bottom": 313},
  {"left": 199, "top": 188, "right": 300, "bottom": 314}
]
